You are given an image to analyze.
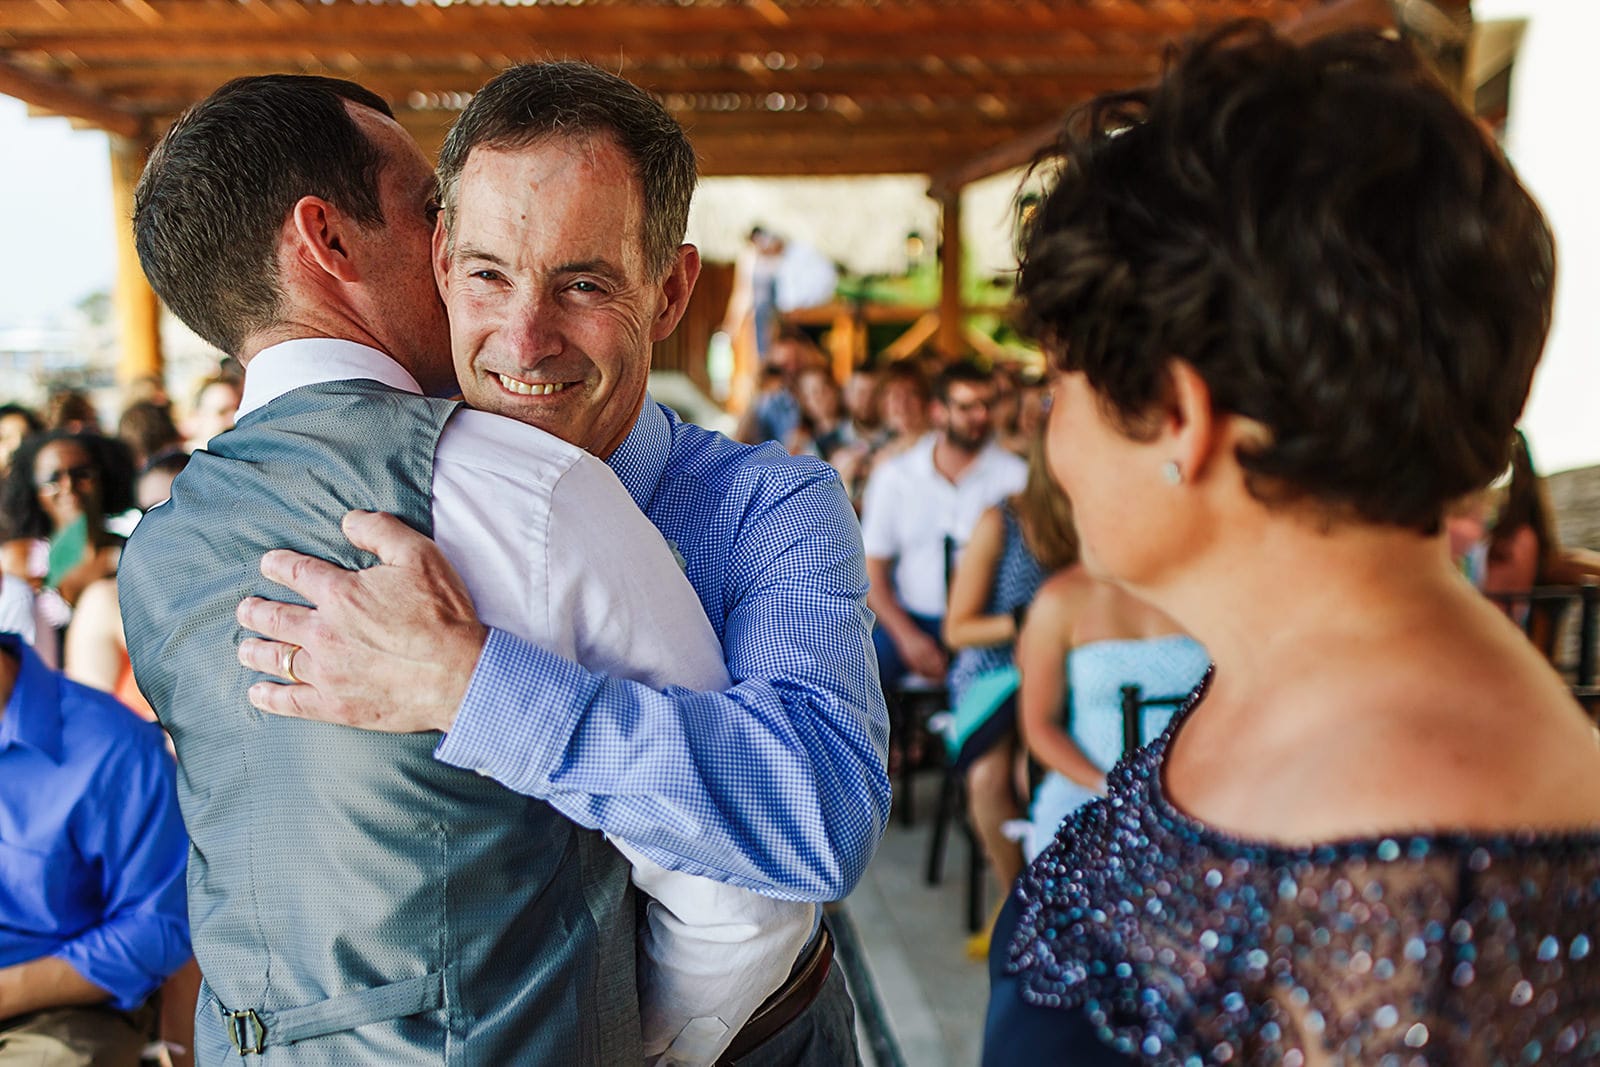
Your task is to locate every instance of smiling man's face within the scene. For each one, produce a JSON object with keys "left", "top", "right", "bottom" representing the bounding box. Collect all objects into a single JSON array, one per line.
[{"left": 435, "top": 134, "right": 696, "bottom": 458}]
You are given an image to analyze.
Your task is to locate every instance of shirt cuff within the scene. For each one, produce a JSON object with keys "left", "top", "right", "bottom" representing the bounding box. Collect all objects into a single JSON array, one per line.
[
  {"left": 54, "top": 916, "right": 188, "bottom": 1010},
  {"left": 433, "top": 626, "right": 602, "bottom": 790}
]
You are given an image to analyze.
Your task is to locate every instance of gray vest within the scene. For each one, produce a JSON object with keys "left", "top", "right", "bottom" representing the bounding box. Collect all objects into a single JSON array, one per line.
[{"left": 120, "top": 380, "right": 641, "bottom": 1065}]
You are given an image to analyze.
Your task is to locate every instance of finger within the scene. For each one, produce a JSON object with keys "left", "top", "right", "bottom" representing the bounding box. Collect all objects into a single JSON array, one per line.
[
  {"left": 257, "top": 547, "right": 360, "bottom": 603},
  {"left": 341, "top": 511, "right": 435, "bottom": 569},
  {"left": 237, "top": 636, "right": 308, "bottom": 681},
  {"left": 236, "top": 596, "right": 317, "bottom": 643},
  {"left": 247, "top": 680, "right": 321, "bottom": 721}
]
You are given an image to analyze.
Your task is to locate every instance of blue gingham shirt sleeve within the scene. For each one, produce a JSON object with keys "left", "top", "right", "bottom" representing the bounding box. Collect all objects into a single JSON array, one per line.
[{"left": 435, "top": 471, "right": 889, "bottom": 902}]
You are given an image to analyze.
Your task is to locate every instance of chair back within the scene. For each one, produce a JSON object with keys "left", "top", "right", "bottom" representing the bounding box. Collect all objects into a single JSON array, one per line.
[
  {"left": 1119, "top": 684, "right": 1190, "bottom": 756},
  {"left": 1486, "top": 582, "right": 1600, "bottom": 687}
]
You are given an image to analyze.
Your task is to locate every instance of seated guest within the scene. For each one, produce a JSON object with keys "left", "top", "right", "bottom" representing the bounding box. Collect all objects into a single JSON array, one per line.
[
  {"left": 942, "top": 431, "right": 1077, "bottom": 900},
  {"left": 0, "top": 630, "right": 190, "bottom": 1066},
  {"left": 841, "top": 368, "right": 881, "bottom": 444},
  {"left": 869, "top": 361, "right": 932, "bottom": 465},
  {"left": 862, "top": 361, "right": 1025, "bottom": 689},
  {"left": 0, "top": 405, "right": 42, "bottom": 482},
  {"left": 180, "top": 375, "right": 242, "bottom": 454},
  {"left": 987, "top": 23, "right": 1600, "bottom": 1064},
  {"left": 41, "top": 391, "right": 99, "bottom": 436},
  {"left": 787, "top": 365, "right": 854, "bottom": 462},
  {"left": 64, "top": 454, "right": 185, "bottom": 722},
  {"left": 0, "top": 433, "right": 135, "bottom": 610},
  {"left": 733, "top": 327, "right": 820, "bottom": 446},
  {"left": 1013, "top": 566, "right": 1206, "bottom": 861},
  {"left": 115, "top": 402, "right": 182, "bottom": 472}
]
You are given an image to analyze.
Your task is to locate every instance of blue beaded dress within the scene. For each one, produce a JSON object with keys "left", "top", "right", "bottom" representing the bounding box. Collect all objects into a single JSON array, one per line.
[{"left": 986, "top": 672, "right": 1600, "bottom": 1065}]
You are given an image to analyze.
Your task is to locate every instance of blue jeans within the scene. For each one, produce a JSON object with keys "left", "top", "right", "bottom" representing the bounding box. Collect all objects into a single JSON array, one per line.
[{"left": 871, "top": 612, "right": 944, "bottom": 691}]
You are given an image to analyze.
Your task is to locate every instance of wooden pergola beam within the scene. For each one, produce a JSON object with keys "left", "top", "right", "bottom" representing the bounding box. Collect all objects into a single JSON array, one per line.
[
  {"left": 74, "top": 62, "right": 1154, "bottom": 104},
  {"left": 926, "top": 0, "right": 1404, "bottom": 197},
  {"left": 0, "top": 0, "right": 1307, "bottom": 38},
  {"left": 7, "top": 32, "right": 1196, "bottom": 65},
  {"left": 0, "top": 55, "right": 144, "bottom": 136}
]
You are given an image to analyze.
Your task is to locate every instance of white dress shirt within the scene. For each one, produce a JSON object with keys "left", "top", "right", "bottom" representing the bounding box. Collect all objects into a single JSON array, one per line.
[
  {"left": 859, "top": 433, "right": 1028, "bottom": 617},
  {"left": 237, "top": 339, "right": 811, "bottom": 1066}
]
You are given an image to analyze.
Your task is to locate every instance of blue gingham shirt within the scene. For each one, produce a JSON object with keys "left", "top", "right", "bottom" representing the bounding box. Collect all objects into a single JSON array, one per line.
[{"left": 435, "top": 399, "right": 890, "bottom": 901}]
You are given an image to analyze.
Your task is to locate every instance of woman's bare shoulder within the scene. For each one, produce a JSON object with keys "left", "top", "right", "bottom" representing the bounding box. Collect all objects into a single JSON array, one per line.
[{"left": 1169, "top": 636, "right": 1600, "bottom": 845}]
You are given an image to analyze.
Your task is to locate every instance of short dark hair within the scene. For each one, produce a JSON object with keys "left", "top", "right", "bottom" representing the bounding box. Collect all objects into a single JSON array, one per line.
[
  {"left": 43, "top": 389, "right": 99, "bottom": 432},
  {"left": 933, "top": 360, "right": 994, "bottom": 404},
  {"left": 116, "top": 401, "right": 182, "bottom": 464},
  {"left": 437, "top": 62, "right": 697, "bottom": 276},
  {"left": 134, "top": 75, "right": 396, "bottom": 356},
  {"left": 1018, "top": 22, "right": 1554, "bottom": 534}
]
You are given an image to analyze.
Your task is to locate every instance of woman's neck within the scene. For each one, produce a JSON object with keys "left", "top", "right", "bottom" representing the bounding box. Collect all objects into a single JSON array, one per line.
[{"left": 1140, "top": 516, "right": 1462, "bottom": 702}]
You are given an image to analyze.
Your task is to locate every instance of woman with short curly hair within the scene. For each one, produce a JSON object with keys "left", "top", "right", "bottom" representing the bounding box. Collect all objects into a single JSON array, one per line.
[{"left": 986, "top": 22, "right": 1600, "bottom": 1065}]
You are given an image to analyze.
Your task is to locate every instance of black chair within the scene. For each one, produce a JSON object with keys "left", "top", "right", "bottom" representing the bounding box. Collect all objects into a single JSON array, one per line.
[
  {"left": 1486, "top": 582, "right": 1600, "bottom": 687},
  {"left": 924, "top": 718, "right": 990, "bottom": 933},
  {"left": 885, "top": 535, "right": 959, "bottom": 828},
  {"left": 1120, "top": 684, "right": 1190, "bottom": 757},
  {"left": 886, "top": 679, "right": 949, "bottom": 827}
]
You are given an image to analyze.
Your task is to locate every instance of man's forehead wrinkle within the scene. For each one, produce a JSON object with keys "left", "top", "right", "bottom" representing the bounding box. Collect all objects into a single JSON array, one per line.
[{"left": 455, "top": 242, "right": 511, "bottom": 267}]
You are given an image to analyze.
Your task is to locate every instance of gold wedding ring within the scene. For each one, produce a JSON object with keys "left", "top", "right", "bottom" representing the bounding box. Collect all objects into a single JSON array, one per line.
[{"left": 280, "top": 643, "right": 302, "bottom": 684}]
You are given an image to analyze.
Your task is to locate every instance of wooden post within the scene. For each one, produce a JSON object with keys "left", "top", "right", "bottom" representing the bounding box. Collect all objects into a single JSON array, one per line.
[
  {"left": 936, "top": 189, "right": 963, "bottom": 360},
  {"left": 110, "top": 134, "right": 162, "bottom": 388},
  {"left": 1394, "top": 0, "right": 1475, "bottom": 104}
]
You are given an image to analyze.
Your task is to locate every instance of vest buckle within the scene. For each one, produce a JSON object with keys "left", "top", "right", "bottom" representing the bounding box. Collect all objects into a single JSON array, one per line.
[{"left": 224, "top": 1008, "right": 267, "bottom": 1055}]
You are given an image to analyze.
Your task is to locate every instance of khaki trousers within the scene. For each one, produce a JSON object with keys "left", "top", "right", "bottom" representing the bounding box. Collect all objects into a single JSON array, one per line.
[{"left": 0, "top": 1005, "right": 151, "bottom": 1067}]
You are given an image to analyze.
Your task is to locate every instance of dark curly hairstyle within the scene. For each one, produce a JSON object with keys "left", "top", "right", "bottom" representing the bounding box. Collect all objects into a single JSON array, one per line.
[
  {"left": 1017, "top": 22, "right": 1555, "bottom": 534},
  {"left": 0, "top": 431, "right": 137, "bottom": 542}
]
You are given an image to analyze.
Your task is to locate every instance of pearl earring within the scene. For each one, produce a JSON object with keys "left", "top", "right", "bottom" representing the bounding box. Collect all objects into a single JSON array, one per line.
[{"left": 1161, "top": 461, "right": 1183, "bottom": 486}]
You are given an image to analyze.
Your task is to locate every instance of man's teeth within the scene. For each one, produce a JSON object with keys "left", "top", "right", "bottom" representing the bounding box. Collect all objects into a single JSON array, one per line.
[{"left": 498, "top": 374, "right": 569, "bottom": 396}]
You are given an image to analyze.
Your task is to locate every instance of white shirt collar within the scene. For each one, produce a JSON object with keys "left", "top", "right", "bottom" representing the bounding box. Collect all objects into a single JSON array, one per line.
[{"left": 237, "top": 339, "right": 423, "bottom": 419}]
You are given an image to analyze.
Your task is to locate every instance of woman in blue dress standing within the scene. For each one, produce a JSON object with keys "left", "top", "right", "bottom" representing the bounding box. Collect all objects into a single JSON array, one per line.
[{"left": 986, "top": 21, "right": 1600, "bottom": 1065}]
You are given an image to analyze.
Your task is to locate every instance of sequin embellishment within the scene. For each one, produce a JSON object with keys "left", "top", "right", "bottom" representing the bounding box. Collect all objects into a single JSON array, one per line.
[{"left": 1005, "top": 672, "right": 1600, "bottom": 1064}]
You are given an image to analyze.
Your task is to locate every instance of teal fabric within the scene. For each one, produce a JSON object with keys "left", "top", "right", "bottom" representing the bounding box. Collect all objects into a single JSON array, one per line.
[
  {"left": 943, "top": 666, "right": 1019, "bottom": 758},
  {"left": 120, "top": 380, "right": 640, "bottom": 1066}
]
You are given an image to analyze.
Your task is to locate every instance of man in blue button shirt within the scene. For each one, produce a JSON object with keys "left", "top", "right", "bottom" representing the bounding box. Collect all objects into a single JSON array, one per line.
[
  {"left": 0, "top": 632, "right": 189, "bottom": 1065},
  {"left": 234, "top": 61, "right": 889, "bottom": 1064}
]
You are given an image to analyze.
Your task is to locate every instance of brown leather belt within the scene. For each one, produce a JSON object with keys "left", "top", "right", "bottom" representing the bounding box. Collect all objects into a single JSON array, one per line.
[{"left": 717, "top": 924, "right": 835, "bottom": 1064}]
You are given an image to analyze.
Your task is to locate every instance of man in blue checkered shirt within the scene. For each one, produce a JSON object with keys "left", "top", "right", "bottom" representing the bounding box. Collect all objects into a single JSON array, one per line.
[{"left": 234, "top": 62, "right": 888, "bottom": 1066}]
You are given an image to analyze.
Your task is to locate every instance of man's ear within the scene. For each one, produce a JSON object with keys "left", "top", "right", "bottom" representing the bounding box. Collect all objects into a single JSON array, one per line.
[
  {"left": 288, "top": 195, "right": 360, "bottom": 283},
  {"left": 431, "top": 215, "right": 452, "bottom": 297},
  {"left": 650, "top": 244, "right": 703, "bottom": 343}
]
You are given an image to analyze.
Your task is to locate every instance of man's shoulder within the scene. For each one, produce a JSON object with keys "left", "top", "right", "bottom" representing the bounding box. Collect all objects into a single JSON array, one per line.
[
  {"left": 438, "top": 407, "right": 589, "bottom": 485},
  {"left": 664, "top": 418, "right": 841, "bottom": 506},
  {"left": 56, "top": 676, "right": 170, "bottom": 769}
]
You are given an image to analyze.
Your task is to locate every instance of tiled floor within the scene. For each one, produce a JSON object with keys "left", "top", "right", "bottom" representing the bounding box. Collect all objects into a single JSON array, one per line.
[{"left": 840, "top": 770, "right": 997, "bottom": 1067}]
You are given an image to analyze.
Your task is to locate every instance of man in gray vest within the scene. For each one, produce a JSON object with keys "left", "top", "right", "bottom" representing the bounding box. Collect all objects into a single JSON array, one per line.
[
  {"left": 121, "top": 76, "right": 811, "bottom": 1065},
  {"left": 234, "top": 63, "right": 884, "bottom": 1066}
]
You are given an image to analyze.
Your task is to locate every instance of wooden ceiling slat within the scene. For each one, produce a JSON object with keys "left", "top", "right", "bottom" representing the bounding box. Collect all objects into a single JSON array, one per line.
[
  {"left": 2, "top": 33, "right": 1224, "bottom": 64},
  {"left": 0, "top": 0, "right": 1338, "bottom": 179},
  {"left": 0, "top": 54, "right": 143, "bottom": 135},
  {"left": 74, "top": 61, "right": 1154, "bottom": 102},
  {"left": 0, "top": 0, "right": 1305, "bottom": 38}
]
